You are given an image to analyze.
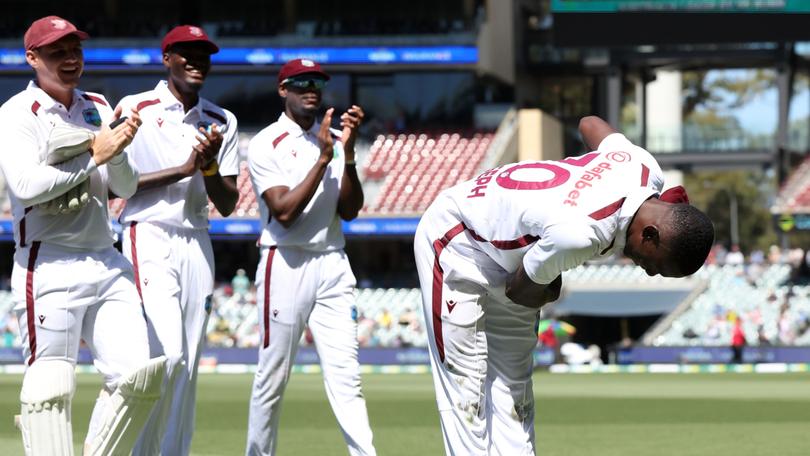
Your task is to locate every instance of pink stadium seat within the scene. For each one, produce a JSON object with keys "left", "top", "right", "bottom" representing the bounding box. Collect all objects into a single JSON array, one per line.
[{"left": 362, "top": 131, "right": 493, "bottom": 215}]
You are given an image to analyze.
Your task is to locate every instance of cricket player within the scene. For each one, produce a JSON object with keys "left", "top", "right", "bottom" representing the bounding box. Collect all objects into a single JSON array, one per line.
[
  {"left": 0, "top": 16, "right": 166, "bottom": 455},
  {"left": 116, "top": 25, "right": 240, "bottom": 456},
  {"left": 414, "top": 116, "right": 714, "bottom": 455},
  {"left": 245, "top": 58, "right": 375, "bottom": 456}
]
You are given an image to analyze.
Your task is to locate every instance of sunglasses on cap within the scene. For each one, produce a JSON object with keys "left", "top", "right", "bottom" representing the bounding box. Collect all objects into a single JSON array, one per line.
[{"left": 282, "top": 76, "right": 328, "bottom": 90}]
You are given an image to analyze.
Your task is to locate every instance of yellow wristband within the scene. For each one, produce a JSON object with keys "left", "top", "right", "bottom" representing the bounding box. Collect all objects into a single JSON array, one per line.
[
  {"left": 345, "top": 160, "right": 356, "bottom": 166},
  {"left": 201, "top": 161, "right": 219, "bottom": 177}
]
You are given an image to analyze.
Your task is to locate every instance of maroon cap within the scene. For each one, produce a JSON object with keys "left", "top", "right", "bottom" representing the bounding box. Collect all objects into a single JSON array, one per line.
[
  {"left": 161, "top": 25, "right": 219, "bottom": 54},
  {"left": 24, "top": 16, "right": 89, "bottom": 50},
  {"left": 278, "top": 59, "right": 330, "bottom": 84}
]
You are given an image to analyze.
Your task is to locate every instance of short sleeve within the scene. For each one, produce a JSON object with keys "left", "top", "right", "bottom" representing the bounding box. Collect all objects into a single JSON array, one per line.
[
  {"left": 522, "top": 220, "right": 601, "bottom": 285},
  {"left": 218, "top": 110, "right": 240, "bottom": 177},
  {"left": 247, "top": 131, "right": 293, "bottom": 196}
]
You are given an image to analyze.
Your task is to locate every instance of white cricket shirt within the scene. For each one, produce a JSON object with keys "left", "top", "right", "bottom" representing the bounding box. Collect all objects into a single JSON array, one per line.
[
  {"left": 431, "top": 133, "right": 665, "bottom": 284},
  {"left": 248, "top": 113, "right": 346, "bottom": 251},
  {"left": 117, "top": 81, "right": 240, "bottom": 229},
  {"left": 0, "top": 81, "right": 138, "bottom": 250}
]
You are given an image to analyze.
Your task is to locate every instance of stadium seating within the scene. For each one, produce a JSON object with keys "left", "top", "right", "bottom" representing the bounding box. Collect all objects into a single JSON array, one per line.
[
  {"left": 772, "top": 155, "right": 810, "bottom": 212},
  {"left": 2, "top": 262, "right": 809, "bottom": 351},
  {"left": 361, "top": 132, "right": 494, "bottom": 214}
]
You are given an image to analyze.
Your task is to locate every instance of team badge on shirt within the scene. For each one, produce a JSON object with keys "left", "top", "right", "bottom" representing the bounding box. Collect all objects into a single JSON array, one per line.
[{"left": 82, "top": 108, "right": 102, "bottom": 126}]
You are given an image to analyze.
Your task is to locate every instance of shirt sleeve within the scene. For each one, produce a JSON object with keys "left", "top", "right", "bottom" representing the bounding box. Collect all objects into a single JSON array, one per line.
[
  {"left": 218, "top": 110, "right": 240, "bottom": 177},
  {"left": 598, "top": 133, "right": 648, "bottom": 156},
  {"left": 247, "top": 132, "right": 293, "bottom": 196},
  {"left": 105, "top": 151, "right": 139, "bottom": 199},
  {"left": 0, "top": 109, "right": 98, "bottom": 207},
  {"left": 522, "top": 220, "right": 602, "bottom": 285}
]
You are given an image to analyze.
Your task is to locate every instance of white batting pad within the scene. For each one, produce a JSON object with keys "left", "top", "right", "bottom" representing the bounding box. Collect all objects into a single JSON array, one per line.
[
  {"left": 19, "top": 359, "right": 76, "bottom": 456},
  {"left": 84, "top": 356, "right": 167, "bottom": 456}
]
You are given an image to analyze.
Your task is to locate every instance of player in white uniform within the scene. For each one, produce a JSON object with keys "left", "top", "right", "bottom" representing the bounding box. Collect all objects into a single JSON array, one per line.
[
  {"left": 414, "top": 116, "right": 714, "bottom": 455},
  {"left": 245, "top": 59, "right": 376, "bottom": 456},
  {"left": 116, "top": 26, "right": 240, "bottom": 456},
  {"left": 1, "top": 16, "right": 166, "bottom": 456}
]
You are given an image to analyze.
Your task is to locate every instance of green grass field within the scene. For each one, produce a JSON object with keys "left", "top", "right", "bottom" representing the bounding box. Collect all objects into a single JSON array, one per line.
[{"left": 1, "top": 372, "right": 809, "bottom": 455}]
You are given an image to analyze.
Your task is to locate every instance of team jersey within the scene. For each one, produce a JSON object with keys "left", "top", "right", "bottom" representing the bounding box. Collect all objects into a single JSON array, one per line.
[
  {"left": 117, "top": 81, "right": 240, "bottom": 229},
  {"left": 248, "top": 113, "right": 346, "bottom": 251},
  {"left": 430, "top": 133, "right": 664, "bottom": 285},
  {"left": 0, "top": 81, "right": 138, "bottom": 250}
]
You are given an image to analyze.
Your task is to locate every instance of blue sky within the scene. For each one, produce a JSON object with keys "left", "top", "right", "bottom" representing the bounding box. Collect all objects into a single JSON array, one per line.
[{"left": 710, "top": 69, "right": 809, "bottom": 135}]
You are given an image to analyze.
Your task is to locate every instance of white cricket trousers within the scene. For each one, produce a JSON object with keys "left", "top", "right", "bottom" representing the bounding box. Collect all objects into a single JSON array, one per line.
[
  {"left": 123, "top": 221, "right": 214, "bottom": 456},
  {"left": 12, "top": 242, "right": 152, "bottom": 440},
  {"left": 414, "top": 211, "right": 539, "bottom": 456},
  {"left": 245, "top": 246, "right": 376, "bottom": 456}
]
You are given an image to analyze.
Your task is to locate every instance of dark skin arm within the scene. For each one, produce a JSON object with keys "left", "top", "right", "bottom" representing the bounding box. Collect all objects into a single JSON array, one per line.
[
  {"left": 197, "top": 125, "right": 238, "bottom": 216},
  {"left": 337, "top": 105, "right": 365, "bottom": 221},
  {"left": 261, "top": 109, "right": 336, "bottom": 228},
  {"left": 135, "top": 124, "right": 238, "bottom": 216},
  {"left": 578, "top": 115, "right": 618, "bottom": 151},
  {"left": 505, "top": 265, "right": 562, "bottom": 308}
]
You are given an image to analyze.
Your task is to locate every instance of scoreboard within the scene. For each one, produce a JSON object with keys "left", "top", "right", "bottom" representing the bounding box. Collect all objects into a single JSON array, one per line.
[
  {"left": 550, "top": 0, "right": 810, "bottom": 45},
  {"left": 551, "top": 0, "right": 810, "bottom": 13}
]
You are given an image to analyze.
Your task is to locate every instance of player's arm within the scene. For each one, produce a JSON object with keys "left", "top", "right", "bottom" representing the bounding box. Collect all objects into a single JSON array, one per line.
[
  {"left": 507, "top": 221, "right": 600, "bottom": 308},
  {"left": 506, "top": 270, "right": 562, "bottom": 308},
  {"left": 337, "top": 105, "right": 364, "bottom": 221},
  {"left": 0, "top": 106, "right": 134, "bottom": 206},
  {"left": 578, "top": 116, "right": 618, "bottom": 151},
  {"left": 261, "top": 109, "right": 336, "bottom": 228},
  {"left": 196, "top": 124, "right": 239, "bottom": 216},
  {"left": 134, "top": 152, "right": 202, "bottom": 192},
  {"left": 105, "top": 108, "right": 143, "bottom": 199}
]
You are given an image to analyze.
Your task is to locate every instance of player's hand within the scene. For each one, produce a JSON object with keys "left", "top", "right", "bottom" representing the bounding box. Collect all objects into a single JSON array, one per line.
[
  {"left": 195, "top": 123, "right": 223, "bottom": 166},
  {"left": 317, "top": 108, "right": 335, "bottom": 165},
  {"left": 339, "top": 105, "right": 364, "bottom": 159},
  {"left": 179, "top": 148, "right": 207, "bottom": 177},
  {"left": 539, "top": 275, "right": 563, "bottom": 306},
  {"left": 90, "top": 106, "right": 141, "bottom": 166}
]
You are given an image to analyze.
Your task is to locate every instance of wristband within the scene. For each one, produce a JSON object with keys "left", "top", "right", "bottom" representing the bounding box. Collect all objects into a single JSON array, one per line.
[
  {"left": 345, "top": 160, "right": 356, "bottom": 166},
  {"left": 201, "top": 160, "right": 219, "bottom": 177}
]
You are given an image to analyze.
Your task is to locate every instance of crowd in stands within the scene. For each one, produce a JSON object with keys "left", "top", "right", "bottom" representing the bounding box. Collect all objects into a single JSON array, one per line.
[
  {"left": 3, "top": 245, "right": 810, "bottom": 354},
  {"left": 657, "top": 243, "right": 810, "bottom": 348}
]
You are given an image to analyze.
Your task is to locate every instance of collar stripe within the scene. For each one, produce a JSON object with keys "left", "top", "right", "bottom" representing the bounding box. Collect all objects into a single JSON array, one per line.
[
  {"left": 272, "top": 131, "right": 290, "bottom": 149},
  {"left": 136, "top": 98, "right": 161, "bottom": 112},
  {"left": 81, "top": 93, "right": 108, "bottom": 106}
]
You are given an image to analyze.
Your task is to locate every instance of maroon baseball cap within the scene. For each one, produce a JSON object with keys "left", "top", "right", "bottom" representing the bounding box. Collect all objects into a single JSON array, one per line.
[
  {"left": 24, "top": 16, "right": 89, "bottom": 51},
  {"left": 278, "top": 59, "right": 330, "bottom": 84},
  {"left": 161, "top": 25, "right": 219, "bottom": 54}
]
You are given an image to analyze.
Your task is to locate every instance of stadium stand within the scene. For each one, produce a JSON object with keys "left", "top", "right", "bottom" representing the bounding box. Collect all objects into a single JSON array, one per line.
[
  {"left": 1, "top": 258, "right": 809, "bottom": 351},
  {"left": 771, "top": 155, "right": 810, "bottom": 213},
  {"left": 361, "top": 132, "right": 493, "bottom": 214}
]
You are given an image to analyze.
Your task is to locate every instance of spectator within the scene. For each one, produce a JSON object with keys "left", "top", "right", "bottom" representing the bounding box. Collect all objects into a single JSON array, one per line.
[
  {"left": 730, "top": 317, "right": 746, "bottom": 364},
  {"left": 756, "top": 325, "right": 771, "bottom": 346},
  {"left": 725, "top": 244, "right": 745, "bottom": 266},
  {"left": 232, "top": 268, "right": 250, "bottom": 297}
]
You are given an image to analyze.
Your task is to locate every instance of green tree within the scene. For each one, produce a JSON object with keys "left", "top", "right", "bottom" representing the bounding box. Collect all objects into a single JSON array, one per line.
[{"left": 684, "top": 170, "right": 777, "bottom": 252}]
